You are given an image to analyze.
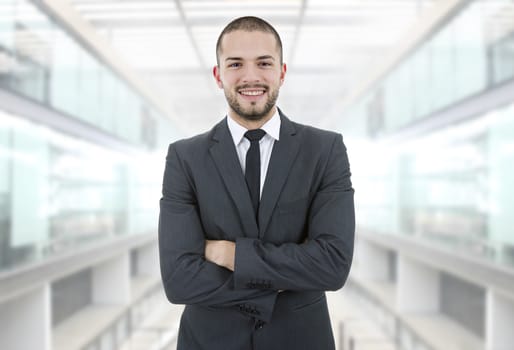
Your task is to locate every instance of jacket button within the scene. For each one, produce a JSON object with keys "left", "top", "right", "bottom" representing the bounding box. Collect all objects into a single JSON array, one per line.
[{"left": 255, "top": 321, "right": 264, "bottom": 330}]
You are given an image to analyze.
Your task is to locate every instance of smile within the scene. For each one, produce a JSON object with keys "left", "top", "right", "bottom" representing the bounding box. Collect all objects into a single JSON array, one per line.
[{"left": 238, "top": 89, "right": 266, "bottom": 96}]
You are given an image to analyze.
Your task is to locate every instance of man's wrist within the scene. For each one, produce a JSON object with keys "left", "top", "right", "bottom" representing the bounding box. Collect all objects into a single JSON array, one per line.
[
  {"left": 224, "top": 240, "right": 235, "bottom": 271},
  {"left": 205, "top": 240, "right": 235, "bottom": 271}
]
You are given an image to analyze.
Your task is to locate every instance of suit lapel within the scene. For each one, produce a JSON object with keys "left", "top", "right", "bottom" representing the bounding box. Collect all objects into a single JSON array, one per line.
[
  {"left": 209, "top": 118, "right": 259, "bottom": 238},
  {"left": 258, "top": 113, "right": 301, "bottom": 237}
]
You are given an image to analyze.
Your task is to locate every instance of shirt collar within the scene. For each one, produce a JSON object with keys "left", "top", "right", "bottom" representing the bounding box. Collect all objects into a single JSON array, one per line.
[{"left": 226, "top": 109, "right": 281, "bottom": 146}]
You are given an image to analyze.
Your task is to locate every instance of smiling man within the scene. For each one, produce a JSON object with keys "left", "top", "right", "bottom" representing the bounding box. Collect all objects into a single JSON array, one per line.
[
  {"left": 213, "top": 25, "right": 284, "bottom": 128},
  {"left": 158, "top": 16, "right": 355, "bottom": 350}
]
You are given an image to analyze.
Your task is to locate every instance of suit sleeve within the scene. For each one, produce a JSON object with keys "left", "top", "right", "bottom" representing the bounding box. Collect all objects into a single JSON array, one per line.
[
  {"left": 159, "top": 143, "right": 278, "bottom": 322},
  {"left": 234, "top": 134, "right": 355, "bottom": 291}
]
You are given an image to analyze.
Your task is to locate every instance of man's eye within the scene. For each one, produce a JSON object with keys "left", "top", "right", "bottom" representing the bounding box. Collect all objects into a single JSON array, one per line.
[
  {"left": 228, "top": 63, "right": 241, "bottom": 68},
  {"left": 259, "top": 62, "right": 272, "bottom": 67}
]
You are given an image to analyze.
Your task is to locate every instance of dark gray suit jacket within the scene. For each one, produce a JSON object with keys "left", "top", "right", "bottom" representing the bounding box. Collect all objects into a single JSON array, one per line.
[{"left": 159, "top": 111, "right": 355, "bottom": 350}]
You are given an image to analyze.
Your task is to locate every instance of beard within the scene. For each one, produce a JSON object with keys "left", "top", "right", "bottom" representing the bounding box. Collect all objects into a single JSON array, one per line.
[{"left": 224, "top": 84, "right": 279, "bottom": 121}]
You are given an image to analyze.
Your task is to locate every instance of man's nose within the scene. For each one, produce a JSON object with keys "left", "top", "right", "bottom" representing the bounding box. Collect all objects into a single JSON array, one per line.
[{"left": 241, "top": 65, "right": 260, "bottom": 83}]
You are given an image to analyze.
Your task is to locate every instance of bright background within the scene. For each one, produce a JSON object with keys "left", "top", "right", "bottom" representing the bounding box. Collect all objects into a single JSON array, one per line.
[{"left": 1, "top": 1, "right": 514, "bottom": 349}]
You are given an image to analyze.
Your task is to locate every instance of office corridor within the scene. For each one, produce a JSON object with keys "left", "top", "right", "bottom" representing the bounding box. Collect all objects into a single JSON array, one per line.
[{"left": 1, "top": 0, "right": 514, "bottom": 349}]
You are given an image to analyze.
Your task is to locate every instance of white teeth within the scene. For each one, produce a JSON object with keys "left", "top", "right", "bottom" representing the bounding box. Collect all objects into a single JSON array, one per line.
[{"left": 240, "top": 90, "right": 264, "bottom": 96}]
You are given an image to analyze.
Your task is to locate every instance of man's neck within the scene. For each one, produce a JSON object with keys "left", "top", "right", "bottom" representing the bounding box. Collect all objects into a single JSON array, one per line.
[{"left": 228, "top": 106, "right": 277, "bottom": 130}]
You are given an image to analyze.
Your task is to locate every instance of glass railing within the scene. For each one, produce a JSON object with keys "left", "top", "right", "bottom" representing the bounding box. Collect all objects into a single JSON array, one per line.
[
  {"left": 351, "top": 101, "right": 514, "bottom": 269},
  {"left": 338, "top": 0, "right": 514, "bottom": 270},
  {"left": 341, "top": 0, "right": 514, "bottom": 138},
  {"left": 0, "top": 0, "right": 172, "bottom": 148},
  {"left": 0, "top": 110, "right": 166, "bottom": 273},
  {"left": 0, "top": 0, "right": 181, "bottom": 273}
]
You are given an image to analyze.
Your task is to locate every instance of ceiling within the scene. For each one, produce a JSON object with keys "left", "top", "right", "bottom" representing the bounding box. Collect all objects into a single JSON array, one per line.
[{"left": 68, "top": 0, "right": 437, "bottom": 136}]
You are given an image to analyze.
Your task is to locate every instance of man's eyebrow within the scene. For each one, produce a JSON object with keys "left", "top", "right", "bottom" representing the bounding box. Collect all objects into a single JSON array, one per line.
[
  {"left": 224, "top": 55, "right": 276, "bottom": 62},
  {"left": 257, "top": 55, "right": 275, "bottom": 60}
]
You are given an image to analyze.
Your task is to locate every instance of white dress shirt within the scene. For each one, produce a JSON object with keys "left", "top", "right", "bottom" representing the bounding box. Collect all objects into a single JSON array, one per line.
[{"left": 226, "top": 109, "right": 281, "bottom": 198}]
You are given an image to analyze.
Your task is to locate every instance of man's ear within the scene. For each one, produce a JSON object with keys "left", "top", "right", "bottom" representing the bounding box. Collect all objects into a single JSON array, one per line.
[
  {"left": 213, "top": 66, "right": 223, "bottom": 88},
  {"left": 280, "top": 63, "right": 287, "bottom": 85}
]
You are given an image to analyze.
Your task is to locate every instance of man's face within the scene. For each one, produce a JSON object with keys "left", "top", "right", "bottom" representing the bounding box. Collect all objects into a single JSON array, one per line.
[{"left": 213, "top": 30, "right": 286, "bottom": 122}]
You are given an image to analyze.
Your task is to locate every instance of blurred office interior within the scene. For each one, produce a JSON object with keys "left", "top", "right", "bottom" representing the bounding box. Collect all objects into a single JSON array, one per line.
[{"left": 1, "top": 0, "right": 514, "bottom": 349}]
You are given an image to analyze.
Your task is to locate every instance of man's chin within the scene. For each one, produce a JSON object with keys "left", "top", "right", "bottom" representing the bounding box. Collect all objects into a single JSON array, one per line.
[
  {"left": 226, "top": 90, "right": 279, "bottom": 122},
  {"left": 239, "top": 110, "right": 270, "bottom": 122},
  {"left": 232, "top": 105, "right": 272, "bottom": 121},
  {"left": 227, "top": 95, "right": 277, "bottom": 122}
]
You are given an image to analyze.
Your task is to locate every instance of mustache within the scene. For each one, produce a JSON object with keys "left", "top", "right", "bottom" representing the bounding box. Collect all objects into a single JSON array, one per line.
[{"left": 236, "top": 84, "right": 269, "bottom": 90}]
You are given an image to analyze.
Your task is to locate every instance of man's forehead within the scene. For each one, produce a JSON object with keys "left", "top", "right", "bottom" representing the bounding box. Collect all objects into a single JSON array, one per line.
[
  {"left": 219, "top": 30, "right": 279, "bottom": 57},
  {"left": 221, "top": 30, "right": 277, "bottom": 48}
]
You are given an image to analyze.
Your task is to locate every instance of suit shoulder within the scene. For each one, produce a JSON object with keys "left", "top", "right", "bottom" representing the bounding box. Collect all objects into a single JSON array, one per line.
[
  {"left": 172, "top": 130, "right": 210, "bottom": 149},
  {"left": 166, "top": 125, "right": 216, "bottom": 156}
]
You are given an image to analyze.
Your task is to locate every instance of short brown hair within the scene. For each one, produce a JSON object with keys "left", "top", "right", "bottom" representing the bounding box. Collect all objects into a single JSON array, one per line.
[{"left": 216, "top": 16, "right": 283, "bottom": 66}]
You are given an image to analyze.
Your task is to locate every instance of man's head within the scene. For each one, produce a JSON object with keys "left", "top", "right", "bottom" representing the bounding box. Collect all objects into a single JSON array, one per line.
[
  {"left": 216, "top": 16, "right": 283, "bottom": 66},
  {"left": 213, "top": 16, "right": 287, "bottom": 125}
]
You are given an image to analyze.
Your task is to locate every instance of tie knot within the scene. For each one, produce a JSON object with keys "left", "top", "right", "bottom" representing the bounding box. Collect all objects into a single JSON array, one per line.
[{"left": 244, "top": 129, "right": 266, "bottom": 142}]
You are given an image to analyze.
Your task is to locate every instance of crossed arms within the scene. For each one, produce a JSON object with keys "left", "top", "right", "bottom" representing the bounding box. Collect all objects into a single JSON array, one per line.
[{"left": 158, "top": 134, "right": 355, "bottom": 322}]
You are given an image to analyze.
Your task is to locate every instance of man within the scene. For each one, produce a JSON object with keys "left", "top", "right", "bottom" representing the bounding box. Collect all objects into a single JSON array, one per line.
[{"left": 159, "top": 16, "right": 354, "bottom": 350}]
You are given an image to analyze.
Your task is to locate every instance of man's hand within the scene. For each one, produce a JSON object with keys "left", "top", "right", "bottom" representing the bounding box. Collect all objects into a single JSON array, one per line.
[{"left": 205, "top": 240, "right": 235, "bottom": 271}]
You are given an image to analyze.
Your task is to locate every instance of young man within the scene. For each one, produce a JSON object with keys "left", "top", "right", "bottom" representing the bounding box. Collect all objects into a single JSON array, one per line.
[{"left": 159, "top": 16, "right": 355, "bottom": 350}]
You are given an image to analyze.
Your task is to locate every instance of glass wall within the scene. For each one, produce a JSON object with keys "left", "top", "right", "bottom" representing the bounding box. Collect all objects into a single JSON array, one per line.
[
  {"left": 0, "top": 0, "right": 170, "bottom": 148},
  {"left": 352, "top": 101, "right": 514, "bottom": 268},
  {"left": 0, "top": 0, "right": 180, "bottom": 273},
  {"left": 338, "top": 0, "right": 514, "bottom": 268},
  {"left": 342, "top": 0, "right": 514, "bottom": 137},
  {"left": 0, "top": 109, "right": 166, "bottom": 273},
  {"left": 486, "top": 0, "right": 514, "bottom": 84}
]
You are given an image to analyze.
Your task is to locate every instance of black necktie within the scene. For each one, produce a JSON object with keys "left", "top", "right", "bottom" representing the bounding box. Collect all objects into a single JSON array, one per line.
[{"left": 244, "top": 129, "right": 266, "bottom": 219}]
